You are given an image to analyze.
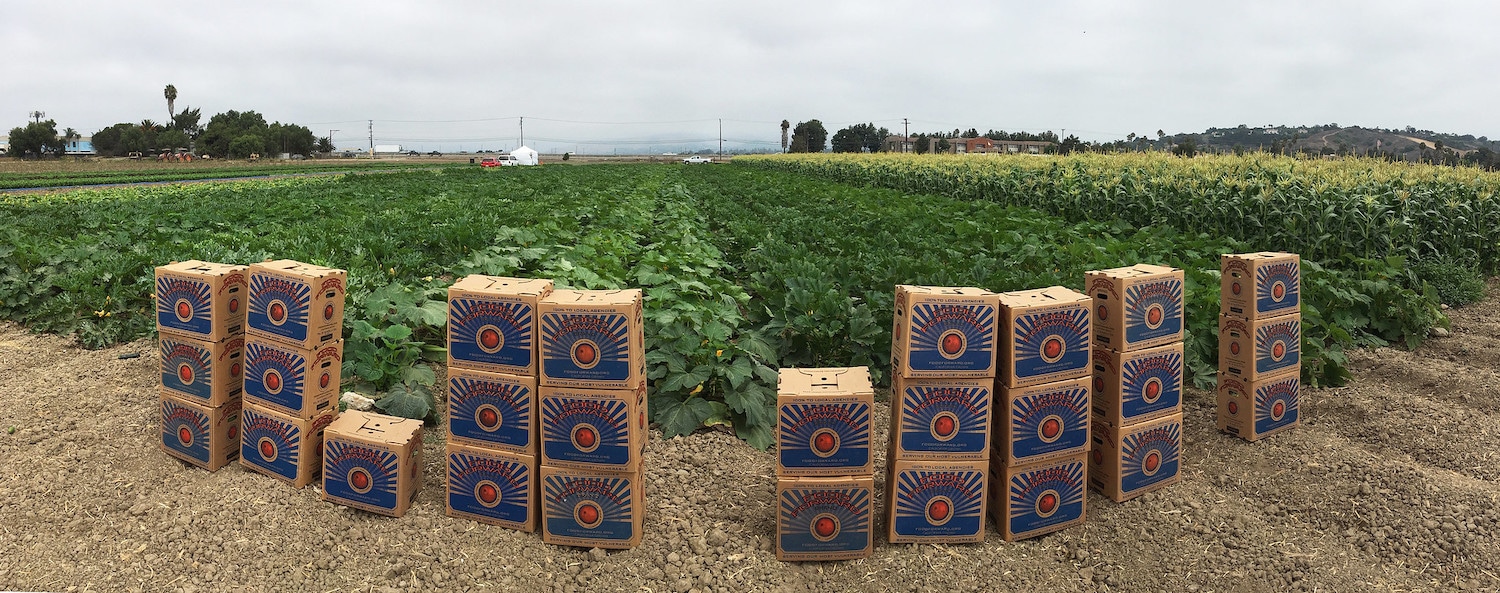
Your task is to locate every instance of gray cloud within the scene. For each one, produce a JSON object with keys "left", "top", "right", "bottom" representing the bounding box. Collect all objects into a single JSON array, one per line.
[{"left": 4, "top": 1, "right": 1497, "bottom": 152}]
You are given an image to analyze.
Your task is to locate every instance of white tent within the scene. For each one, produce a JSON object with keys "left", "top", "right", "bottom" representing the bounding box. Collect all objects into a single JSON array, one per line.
[{"left": 510, "top": 146, "right": 539, "bottom": 166}]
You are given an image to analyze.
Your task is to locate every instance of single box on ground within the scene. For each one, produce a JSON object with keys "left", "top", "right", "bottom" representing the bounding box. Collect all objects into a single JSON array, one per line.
[
  {"left": 988, "top": 452, "right": 1088, "bottom": 542},
  {"left": 159, "top": 390, "right": 241, "bottom": 472},
  {"left": 321, "top": 411, "right": 423, "bottom": 517},
  {"left": 886, "top": 459, "right": 988, "bottom": 544},
  {"left": 239, "top": 405, "right": 336, "bottom": 488},
  {"left": 776, "top": 475, "right": 874, "bottom": 561},
  {"left": 540, "top": 461, "right": 645, "bottom": 549},
  {"left": 447, "top": 442, "right": 538, "bottom": 532}
]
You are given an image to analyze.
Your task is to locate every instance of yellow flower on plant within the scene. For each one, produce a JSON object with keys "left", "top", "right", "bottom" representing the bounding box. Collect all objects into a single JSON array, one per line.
[{"left": 690, "top": 384, "right": 704, "bottom": 395}]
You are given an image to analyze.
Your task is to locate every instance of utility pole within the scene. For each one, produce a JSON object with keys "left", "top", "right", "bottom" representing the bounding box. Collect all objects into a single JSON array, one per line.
[
  {"left": 903, "top": 118, "right": 910, "bottom": 152},
  {"left": 329, "top": 129, "right": 338, "bottom": 152},
  {"left": 368, "top": 120, "right": 374, "bottom": 159},
  {"left": 519, "top": 117, "right": 524, "bottom": 147},
  {"left": 718, "top": 119, "right": 723, "bottom": 158}
]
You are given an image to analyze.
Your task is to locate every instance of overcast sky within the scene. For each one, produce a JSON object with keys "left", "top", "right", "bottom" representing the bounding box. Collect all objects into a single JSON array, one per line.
[{"left": 5, "top": 1, "right": 1498, "bottom": 153}]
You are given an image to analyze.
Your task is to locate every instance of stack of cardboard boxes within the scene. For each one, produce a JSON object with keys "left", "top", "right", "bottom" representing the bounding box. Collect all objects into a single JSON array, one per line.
[
  {"left": 885, "top": 286, "right": 996, "bottom": 545},
  {"left": 235, "top": 260, "right": 350, "bottom": 490},
  {"left": 443, "top": 276, "right": 554, "bottom": 531},
  {"left": 537, "top": 289, "right": 649, "bottom": 549},
  {"left": 1085, "top": 265, "right": 1186, "bottom": 502},
  {"left": 155, "top": 261, "right": 248, "bottom": 472},
  {"left": 992, "top": 287, "right": 1094, "bottom": 540},
  {"left": 1217, "top": 253, "right": 1302, "bottom": 442},
  {"left": 775, "top": 366, "right": 875, "bottom": 561}
]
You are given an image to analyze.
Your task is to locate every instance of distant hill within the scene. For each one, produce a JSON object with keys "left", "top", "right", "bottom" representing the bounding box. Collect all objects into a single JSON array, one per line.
[{"left": 1143, "top": 124, "right": 1500, "bottom": 167}]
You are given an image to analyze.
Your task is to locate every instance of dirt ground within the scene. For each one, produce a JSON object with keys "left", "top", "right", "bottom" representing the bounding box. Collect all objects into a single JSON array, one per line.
[{"left": 1, "top": 281, "right": 1497, "bottom": 593}]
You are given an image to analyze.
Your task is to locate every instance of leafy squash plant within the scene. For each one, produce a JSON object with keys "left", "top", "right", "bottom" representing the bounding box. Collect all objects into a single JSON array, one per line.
[{"left": 342, "top": 281, "right": 448, "bottom": 422}]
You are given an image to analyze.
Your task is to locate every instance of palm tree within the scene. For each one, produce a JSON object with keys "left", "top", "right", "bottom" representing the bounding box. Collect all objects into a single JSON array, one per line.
[
  {"left": 164, "top": 84, "right": 177, "bottom": 122},
  {"left": 781, "top": 120, "right": 790, "bottom": 153},
  {"left": 63, "top": 127, "right": 79, "bottom": 152}
]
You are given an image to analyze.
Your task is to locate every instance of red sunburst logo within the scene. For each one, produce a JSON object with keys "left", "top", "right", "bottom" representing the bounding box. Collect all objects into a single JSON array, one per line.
[
  {"left": 176, "top": 301, "right": 192, "bottom": 321},
  {"left": 578, "top": 504, "right": 600, "bottom": 526},
  {"left": 265, "top": 372, "right": 282, "bottom": 392},
  {"left": 480, "top": 328, "right": 500, "bottom": 350},
  {"left": 1038, "top": 492, "right": 1057, "bottom": 515},
  {"left": 1272, "top": 342, "right": 1285, "bottom": 359},
  {"left": 229, "top": 299, "right": 239, "bottom": 313},
  {"left": 260, "top": 440, "right": 275, "bottom": 459},
  {"left": 814, "top": 517, "right": 836, "bottom": 538},
  {"left": 1147, "top": 307, "right": 1163, "bottom": 326},
  {"left": 575, "top": 426, "right": 597, "bottom": 449},
  {"left": 1041, "top": 418, "right": 1061, "bottom": 440},
  {"left": 934, "top": 416, "right": 955, "bottom": 437},
  {"left": 1145, "top": 381, "right": 1161, "bottom": 401},
  {"left": 351, "top": 470, "right": 370, "bottom": 490},
  {"left": 178, "top": 365, "right": 194, "bottom": 384},
  {"left": 269, "top": 303, "right": 286, "bottom": 322},
  {"left": 478, "top": 483, "right": 498, "bottom": 504},
  {"left": 323, "top": 304, "right": 334, "bottom": 320},
  {"left": 814, "top": 432, "right": 836, "bottom": 453},
  {"left": 479, "top": 408, "right": 499, "bottom": 428},
  {"left": 574, "top": 343, "right": 597, "bottom": 365},
  {"left": 1272, "top": 401, "right": 1285, "bottom": 420},
  {"left": 1144, "top": 452, "right": 1160, "bottom": 473},
  {"left": 1043, "top": 338, "right": 1063, "bottom": 360},
  {"left": 941, "top": 334, "right": 963, "bottom": 356},
  {"left": 178, "top": 427, "right": 192, "bottom": 446},
  {"left": 928, "top": 499, "right": 950, "bottom": 522},
  {"left": 1273, "top": 283, "right": 1285, "bottom": 300}
]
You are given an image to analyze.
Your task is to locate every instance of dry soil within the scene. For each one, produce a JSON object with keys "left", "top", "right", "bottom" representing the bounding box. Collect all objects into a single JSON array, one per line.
[{"left": 1, "top": 281, "right": 1497, "bottom": 593}]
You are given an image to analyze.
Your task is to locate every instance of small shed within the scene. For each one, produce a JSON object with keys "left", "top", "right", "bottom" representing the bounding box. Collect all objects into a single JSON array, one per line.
[{"left": 510, "top": 145, "right": 539, "bottom": 166}]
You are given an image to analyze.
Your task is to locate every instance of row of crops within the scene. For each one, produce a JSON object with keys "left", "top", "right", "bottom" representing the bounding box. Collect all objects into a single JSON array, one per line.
[
  {"left": 0, "top": 160, "right": 456, "bottom": 190},
  {"left": 0, "top": 163, "right": 1453, "bottom": 448},
  {"left": 735, "top": 152, "right": 1500, "bottom": 275}
]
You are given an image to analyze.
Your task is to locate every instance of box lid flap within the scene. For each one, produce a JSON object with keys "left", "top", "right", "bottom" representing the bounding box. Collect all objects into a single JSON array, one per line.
[{"left": 778, "top": 367, "right": 873, "bottom": 396}]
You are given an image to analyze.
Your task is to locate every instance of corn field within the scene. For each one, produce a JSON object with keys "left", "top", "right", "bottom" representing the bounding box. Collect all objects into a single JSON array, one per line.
[{"left": 737, "top": 152, "right": 1500, "bottom": 273}]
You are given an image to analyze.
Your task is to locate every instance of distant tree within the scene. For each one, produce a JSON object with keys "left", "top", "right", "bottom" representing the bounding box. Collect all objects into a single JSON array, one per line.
[
  {"left": 830, "top": 123, "right": 889, "bottom": 153},
  {"left": 172, "top": 107, "right": 202, "bottom": 139},
  {"left": 164, "top": 84, "right": 178, "bottom": 122},
  {"left": 157, "top": 129, "right": 189, "bottom": 151},
  {"left": 1058, "top": 134, "right": 1085, "bottom": 155},
  {"left": 780, "top": 120, "right": 790, "bottom": 153},
  {"left": 6, "top": 119, "right": 65, "bottom": 157},
  {"left": 119, "top": 127, "right": 149, "bottom": 154},
  {"left": 1171, "top": 137, "right": 1198, "bottom": 157},
  {"left": 91, "top": 123, "right": 136, "bottom": 156},
  {"left": 789, "top": 120, "right": 827, "bottom": 153},
  {"left": 229, "top": 135, "right": 264, "bottom": 158},
  {"left": 317, "top": 136, "right": 335, "bottom": 153},
  {"left": 264, "top": 122, "right": 317, "bottom": 156},
  {"left": 962, "top": 128, "right": 980, "bottom": 139},
  {"left": 199, "top": 110, "right": 270, "bottom": 158}
]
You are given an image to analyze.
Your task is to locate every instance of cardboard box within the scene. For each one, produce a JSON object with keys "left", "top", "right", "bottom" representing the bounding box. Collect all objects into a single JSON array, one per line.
[
  {"left": 886, "top": 459, "right": 988, "bottom": 544},
  {"left": 159, "top": 332, "right": 244, "bottom": 407},
  {"left": 239, "top": 404, "right": 336, "bottom": 488},
  {"left": 998, "top": 287, "right": 1093, "bottom": 388},
  {"left": 1221, "top": 252, "right": 1300, "bottom": 320},
  {"left": 246, "top": 259, "right": 347, "bottom": 350},
  {"left": 988, "top": 453, "right": 1087, "bottom": 542},
  {"left": 538, "top": 289, "right": 645, "bottom": 389},
  {"left": 995, "top": 376, "right": 1091, "bottom": 466},
  {"left": 776, "top": 367, "right": 874, "bottom": 476},
  {"left": 154, "top": 260, "right": 248, "bottom": 342},
  {"left": 1085, "top": 264, "right": 1185, "bottom": 351},
  {"left": 890, "top": 285, "right": 999, "bottom": 378},
  {"left": 1089, "top": 412, "right": 1182, "bottom": 502},
  {"left": 888, "top": 376, "right": 991, "bottom": 461},
  {"left": 447, "top": 275, "right": 555, "bottom": 376},
  {"left": 539, "top": 384, "right": 648, "bottom": 470},
  {"left": 776, "top": 476, "right": 873, "bottom": 561},
  {"left": 1092, "top": 342, "right": 1183, "bottom": 425},
  {"left": 159, "top": 390, "right": 241, "bottom": 471},
  {"left": 1218, "top": 313, "right": 1301, "bottom": 382},
  {"left": 447, "top": 366, "right": 538, "bottom": 454},
  {"left": 446, "top": 443, "right": 538, "bottom": 532},
  {"left": 322, "top": 411, "right": 424, "bottom": 517},
  {"left": 1217, "top": 370, "right": 1300, "bottom": 442},
  {"left": 243, "top": 337, "right": 343, "bottom": 419},
  {"left": 541, "top": 462, "right": 645, "bottom": 549}
]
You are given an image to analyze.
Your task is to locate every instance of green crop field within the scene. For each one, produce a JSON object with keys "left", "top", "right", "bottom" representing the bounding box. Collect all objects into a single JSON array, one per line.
[
  {"left": 0, "top": 161, "right": 1456, "bottom": 447},
  {"left": 0, "top": 159, "right": 460, "bottom": 190}
]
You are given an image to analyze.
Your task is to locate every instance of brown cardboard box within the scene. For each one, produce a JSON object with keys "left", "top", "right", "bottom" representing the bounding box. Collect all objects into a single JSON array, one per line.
[
  {"left": 154, "top": 260, "right": 248, "bottom": 343},
  {"left": 1218, "top": 313, "right": 1301, "bottom": 383},
  {"left": 447, "top": 365, "right": 539, "bottom": 455},
  {"left": 540, "top": 461, "right": 645, "bottom": 549},
  {"left": 1085, "top": 264, "right": 1185, "bottom": 351},
  {"left": 159, "top": 332, "right": 244, "bottom": 407},
  {"left": 888, "top": 375, "right": 991, "bottom": 461},
  {"left": 539, "top": 383, "right": 648, "bottom": 471},
  {"left": 447, "top": 443, "right": 538, "bottom": 532},
  {"left": 321, "top": 411, "right": 424, "bottom": 517},
  {"left": 239, "top": 404, "right": 336, "bottom": 488},
  {"left": 1221, "top": 252, "right": 1300, "bottom": 320},
  {"left": 777, "top": 367, "right": 874, "bottom": 476},
  {"left": 886, "top": 459, "right": 988, "bottom": 544},
  {"left": 776, "top": 475, "right": 874, "bottom": 561},
  {"left": 538, "top": 289, "right": 645, "bottom": 390},
  {"left": 447, "top": 275, "right": 555, "bottom": 376},
  {"left": 994, "top": 376, "right": 1091, "bottom": 467},
  {"left": 998, "top": 287, "right": 1093, "bottom": 388},
  {"left": 890, "top": 285, "right": 1000, "bottom": 379},
  {"left": 1091, "top": 342, "right": 1184, "bottom": 426},
  {"left": 1089, "top": 412, "right": 1182, "bottom": 502},
  {"left": 159, "top": 390, "right": 242, "bottom": 472},
  {"left": 1216, "top": 369, "right": 1300, "bottom": 442},
  {"left": 988, "top": 453, "right": 1087, "bottom": 542},
  {"left": 246, "top": 259, "right": 347, "bottom": 350},
  {"left": 243, "top": 336, "right": 343, "bottom": 419}
]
